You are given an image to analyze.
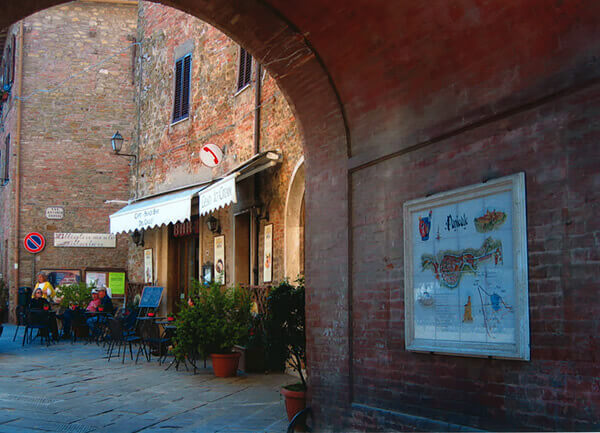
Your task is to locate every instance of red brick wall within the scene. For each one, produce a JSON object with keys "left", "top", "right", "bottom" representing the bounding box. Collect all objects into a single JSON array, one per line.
[{"left": 0, "top": 2, "right": 137, "bottom": 317}]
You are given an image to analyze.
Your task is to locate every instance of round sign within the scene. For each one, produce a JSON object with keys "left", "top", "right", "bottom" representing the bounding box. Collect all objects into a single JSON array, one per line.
[
  {"left": 24, "top": 232, "right": 45, "bottom": 254},
  {"left": 200, "top": 144, "right": 223, "bottom": 168}
]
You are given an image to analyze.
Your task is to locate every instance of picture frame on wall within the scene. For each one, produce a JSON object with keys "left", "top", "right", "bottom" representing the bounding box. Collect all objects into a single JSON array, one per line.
[
  {"left": 403, "top": 173, "right": 529, "bottom": 360},
  {"left": 263, "top": 224, "right": 273, "bottom": 283},
  {"left": 214, "top": 235, "right": 225, "bottom": 284},
  {"left": 144, "top": 248, "right": 153, "bottom": 284}
]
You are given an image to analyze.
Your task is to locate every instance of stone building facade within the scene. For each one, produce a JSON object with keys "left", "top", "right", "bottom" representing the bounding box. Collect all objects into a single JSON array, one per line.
[
  {"left": 111, "top": 2, "right": 304, "bottom": 313},
  {"left": 0, "top": 1, "right": 138, "bottom": 318}
]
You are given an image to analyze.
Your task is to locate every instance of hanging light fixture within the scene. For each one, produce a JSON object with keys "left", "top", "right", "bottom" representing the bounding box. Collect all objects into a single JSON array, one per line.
[
  {"left": 110, "top": 131, "right": 136, "bottom": 163},
  {"left": 206, "top": 216, "right": 221, "bottom": 234}
]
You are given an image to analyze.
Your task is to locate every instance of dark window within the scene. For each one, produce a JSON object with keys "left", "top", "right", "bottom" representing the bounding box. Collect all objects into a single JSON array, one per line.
[
  {"left": 237, "top": 47, "right": 252, "bottom": 91},
  {"left": 172, "top": 54, "right": 191, "bottom": 123},
  {"left": 10, "top": 35, "right": 16, "bottom": 84},
  {"left": 3, "top": 135, "right": 9, "bottom": 183}
]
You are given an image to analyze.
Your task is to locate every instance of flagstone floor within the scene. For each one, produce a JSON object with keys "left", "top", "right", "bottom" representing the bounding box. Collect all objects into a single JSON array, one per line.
[{"left": 0, "top": 324, "right": 293, "bottom": 432}]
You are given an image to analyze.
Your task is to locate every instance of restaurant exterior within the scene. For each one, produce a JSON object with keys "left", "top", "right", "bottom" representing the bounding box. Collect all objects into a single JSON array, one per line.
[{"left": 110, "top": 2, "right": 305, "bottom": 314}]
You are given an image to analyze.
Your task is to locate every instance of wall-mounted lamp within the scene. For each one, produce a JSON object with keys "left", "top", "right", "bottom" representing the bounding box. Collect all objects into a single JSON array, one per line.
[
  {"left": 206, "top": 216, "right": 221, "bottom": 234},
  {"left": 131, "top": 229, "right": 144, "bottom": 247},
  {"left": 111, "top": 131, "right": 137, "bottom": 164}
]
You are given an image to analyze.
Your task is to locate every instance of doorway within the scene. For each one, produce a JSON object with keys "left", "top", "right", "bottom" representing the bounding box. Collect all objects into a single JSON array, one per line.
[
  {"left": 172, "top": 223, "right": 199, "bottom": 312},
  {"left": 234, "top": 212, "right": 251, "bottom": 285}
]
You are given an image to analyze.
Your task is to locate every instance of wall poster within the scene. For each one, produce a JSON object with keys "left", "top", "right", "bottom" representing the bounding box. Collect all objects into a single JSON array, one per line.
[
  {"left": 214, "top": 235, "right": 225, "bottom": 284},
  {"left": 144, "top": 249, "right": 153, "bottom": 284},
  {"left": 86, "top": 271, "right": 107, "bottom": 289},
  {"left": 42, "top": 269, "right": 81, "bottom": 287},
  {"left": 263, "top": 224, "right": 273, "bottom": 283},
  {"left": 403, "top": 173, "right": 529, "bottom": 360},
  {"left": 108, "top": 272, "right": 126, "bottom": 296}
]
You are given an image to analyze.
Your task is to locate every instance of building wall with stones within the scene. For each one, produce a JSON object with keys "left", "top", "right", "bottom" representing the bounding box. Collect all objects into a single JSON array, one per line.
[
  {"left": 127, "top": 2, "right": 304, "bottom": 292},
  {"left": 0, "top": 1, "right": 138, "bottom": 319}
]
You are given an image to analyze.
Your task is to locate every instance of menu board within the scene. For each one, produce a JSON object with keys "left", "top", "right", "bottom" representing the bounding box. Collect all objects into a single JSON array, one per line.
[{"left": 403, "top": 173, "right": 529, "bottom": 360}]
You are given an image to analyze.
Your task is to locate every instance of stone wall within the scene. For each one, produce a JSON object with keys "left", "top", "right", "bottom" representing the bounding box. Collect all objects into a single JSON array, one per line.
[{"left": 0, "top": 1, "right": 137, "bottom": 317}]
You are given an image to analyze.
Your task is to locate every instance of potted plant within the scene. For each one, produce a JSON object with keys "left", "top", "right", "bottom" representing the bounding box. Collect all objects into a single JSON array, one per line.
[
  {"left": 266, "top": 278, "right": 306, "bottom": 421},
  {"left": 173, "top": 281, "right": 252, "bottom": 377},
  {"left": 57, "top": 282, "right": 92, "bottom": 309}
]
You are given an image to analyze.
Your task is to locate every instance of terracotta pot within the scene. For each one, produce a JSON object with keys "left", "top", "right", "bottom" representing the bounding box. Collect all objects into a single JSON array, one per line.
[
  {"left": 210, "top": 352, "right": 241, "bottom": 377},
  {"left": 281, "top": 387, "right": 306, "bottom": 421}
]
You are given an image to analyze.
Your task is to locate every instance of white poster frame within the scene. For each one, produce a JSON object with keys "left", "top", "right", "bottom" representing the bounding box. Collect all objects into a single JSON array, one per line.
[
  {"left": 403, "top": 173, "right": 529, "bottom": 360},
  {"left": 263, "top": 224, "right": 273, "bottom": 283}
]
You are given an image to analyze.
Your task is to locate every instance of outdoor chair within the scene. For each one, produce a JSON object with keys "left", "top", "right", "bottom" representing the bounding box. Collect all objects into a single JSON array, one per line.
[
  {"left": 22, "top": 308, "right": 53, "bottom": 346},
  {"left": 106, "top": 317, "right": 141, "bottom": 364},
  {"left": 12, "top": 305, "right": 29, "bottom": 342},
  {"left": 137, "top": 319, "right": 171, "bottom": 364},
  {"left": 70, "top": 309, "right": 89, "bottom": 343}
]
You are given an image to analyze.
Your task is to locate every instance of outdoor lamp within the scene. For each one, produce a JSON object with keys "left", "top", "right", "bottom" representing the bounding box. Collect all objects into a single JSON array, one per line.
[
  {"left": 111, "top": 131, "right": 124, "bottom": 153},
  {"left": 110, "top": 131, "right": 136, "bottom": 164},
  {"left": 206, "top": 216, "right": 221, "bottom": 234},
  {"left": 131, "top": 229, "right": 144, "bottom": 247}
]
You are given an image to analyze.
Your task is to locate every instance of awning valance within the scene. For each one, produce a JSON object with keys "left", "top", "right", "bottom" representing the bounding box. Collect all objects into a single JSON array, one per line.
[
  {"left": 198, "top": 174, "right": 238, "bottom": 216},
  {"left": 109, "top": 186, "right": 206, "bottom": 234}
]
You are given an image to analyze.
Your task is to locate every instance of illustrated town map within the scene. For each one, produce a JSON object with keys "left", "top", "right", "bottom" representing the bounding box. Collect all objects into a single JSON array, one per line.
[{"left": 412, "top": 190, "right": 516, "bottom": 346}]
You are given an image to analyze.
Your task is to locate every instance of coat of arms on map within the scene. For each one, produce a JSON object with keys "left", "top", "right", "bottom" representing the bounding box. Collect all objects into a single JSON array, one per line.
[{"left": 418, "top": 210, "right": 432, "bottom": 241}]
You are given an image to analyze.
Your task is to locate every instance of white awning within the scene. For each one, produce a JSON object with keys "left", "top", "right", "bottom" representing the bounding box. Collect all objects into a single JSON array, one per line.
[
  {"left": 109, "top": 186, "right": 206, "bottom": 234},
  {"left": 198, "top": 174, "right": 238, "bottom": 216}
]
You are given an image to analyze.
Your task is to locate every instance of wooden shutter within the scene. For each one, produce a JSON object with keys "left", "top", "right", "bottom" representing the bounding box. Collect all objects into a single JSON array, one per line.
[
  {"left": 172, "top": 54, "right": 191, "bottom": 123},
  {"left": 4, "top": 135, "right": 9, "bottom": 182},
  {"left": 11, "top": 35, "right": 16, "bottom": 83},
  {"left": 237, "top": 47, "right": 252, "bottom": 90}
]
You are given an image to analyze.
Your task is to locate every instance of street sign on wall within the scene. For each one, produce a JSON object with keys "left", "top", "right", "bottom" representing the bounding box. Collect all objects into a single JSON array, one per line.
[
  {"left": 45, "top": 207, "right": 64, "bottom": 220},
  {"left": 24, "top": 232, "right": 45, "bottom": 254},
  {"left": 200, "top": 144, "right": 223, "bottom": 167}
]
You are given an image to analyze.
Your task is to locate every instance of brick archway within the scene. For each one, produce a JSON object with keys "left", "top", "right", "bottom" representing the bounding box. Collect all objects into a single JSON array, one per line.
[{"left": 1, "top": 0, "right": 350, "bottom": 428}]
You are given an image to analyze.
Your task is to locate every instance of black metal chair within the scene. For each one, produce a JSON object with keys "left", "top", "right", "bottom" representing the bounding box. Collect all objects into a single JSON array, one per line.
[
  {"left": 22, "top": 308, "right": 53, "bottom": 346},
  {"left": 137, "top": 319, "right": 171, "bottom": 364},
  {"left": 106, "top": 317, "right": 141, "bottom": 363}
]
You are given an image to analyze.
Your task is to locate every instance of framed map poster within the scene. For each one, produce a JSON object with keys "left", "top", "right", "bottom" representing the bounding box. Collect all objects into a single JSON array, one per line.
[
  {"left": 214, "top": 235, "right": 225, "bottom": 284},
  {"left": 263, "top": 224, "right": 273, "bottom": 283},
  {"left": 403, "top": 173, "right": 529, "bottom": 360}
]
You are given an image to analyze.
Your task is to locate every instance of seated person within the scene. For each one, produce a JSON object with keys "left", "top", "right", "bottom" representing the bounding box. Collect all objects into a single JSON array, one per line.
[
  {"left": 86, "top": 289, "right": 101, "bottom": 311},
  {"left": 29, "top": 288, "right": 59, "bottom": 340},
  {"left": 33, "top": 273, "right": 55, "bottom": 301},
  {"left": 86, "top": 286, "right": 114, "bottom": 338}
]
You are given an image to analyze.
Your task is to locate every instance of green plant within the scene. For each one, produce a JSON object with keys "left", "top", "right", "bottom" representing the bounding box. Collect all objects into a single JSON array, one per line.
[
  {"left": 172, "top": 280, "right": 252, "bottom": 361},
  {"left": 265, "top": 277, "right": 306, "bottom": 390},
  {"left": 57, "top": 282, "right": 93, "bottom": 308}
]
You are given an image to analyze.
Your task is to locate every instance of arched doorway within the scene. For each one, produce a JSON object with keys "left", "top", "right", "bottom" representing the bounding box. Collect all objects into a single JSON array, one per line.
[{"left": 284, "top": 158, "right": 305, "bottom": 281}]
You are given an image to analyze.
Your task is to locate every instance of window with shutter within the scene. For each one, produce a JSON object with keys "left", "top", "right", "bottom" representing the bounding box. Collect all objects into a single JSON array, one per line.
[
  {"left": 172, "top": 54, "right": 191, "bottom": 123},
  {"left": 237, "top": 47, "right": 252, "bottom": 91}
]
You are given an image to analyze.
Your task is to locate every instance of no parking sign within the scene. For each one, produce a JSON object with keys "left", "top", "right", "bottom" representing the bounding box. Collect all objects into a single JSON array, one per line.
[{"left": 24, "top": 232, "right": 45, "bottom": 254}]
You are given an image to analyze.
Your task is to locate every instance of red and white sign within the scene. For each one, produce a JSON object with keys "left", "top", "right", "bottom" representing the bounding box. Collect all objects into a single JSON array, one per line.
[
  {"left": 24, "top": 232, "right": 46, "bottom": 254},
  {"left": 200, "top": 144, "right": 223, "bottom": 168}
]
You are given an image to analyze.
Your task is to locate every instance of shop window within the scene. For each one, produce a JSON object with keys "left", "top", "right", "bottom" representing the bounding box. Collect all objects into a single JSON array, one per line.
[
  {"left": 237, "top": 47, "right": 252, "bottom": 91},
  {"left": 172, "top": 54, "right": 191, "bottom": 123}
]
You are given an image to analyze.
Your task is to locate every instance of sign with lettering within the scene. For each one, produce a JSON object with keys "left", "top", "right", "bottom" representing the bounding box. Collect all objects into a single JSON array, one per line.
[
  {"left": 54, "top": 233, "right": 116, "bottom": 248},
  {"left": 45, "top": 207, "right": 64, "bottom": 220},
  {"left": 199, "top": 174, "right": 238, "bottom": 216}
]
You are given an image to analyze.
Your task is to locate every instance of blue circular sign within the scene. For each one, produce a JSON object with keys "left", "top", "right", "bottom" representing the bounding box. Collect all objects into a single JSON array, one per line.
[{"left": 24, "top": 232, "right": 45, "bottom": 254}]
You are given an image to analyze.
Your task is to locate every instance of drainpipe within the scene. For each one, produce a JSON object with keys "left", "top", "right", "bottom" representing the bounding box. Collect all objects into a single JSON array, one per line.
[
  {"left": 12, "top": 21, "right": 24, "bottom": 321},
  {"left": 252, "top": 62, "right": 262, "bottom": 285}
]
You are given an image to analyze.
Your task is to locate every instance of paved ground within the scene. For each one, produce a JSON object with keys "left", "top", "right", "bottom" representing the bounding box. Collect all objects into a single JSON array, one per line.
[{"left": 0, "top": 324, "right": 294, "bottom": 432}]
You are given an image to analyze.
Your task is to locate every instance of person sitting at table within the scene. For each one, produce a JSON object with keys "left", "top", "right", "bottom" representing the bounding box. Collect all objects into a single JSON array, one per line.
[
  {"left": 32, "top": 273, "right": 55, "bottom": 301},
  {"left": 86, "top": 289, "right": 101, "bottom": 311},
  {"left": 86, "top": 286, "right": 114, "bottom": 339},
  {"left": 30, "top": 288, "right": 59, "bottom": 340}
]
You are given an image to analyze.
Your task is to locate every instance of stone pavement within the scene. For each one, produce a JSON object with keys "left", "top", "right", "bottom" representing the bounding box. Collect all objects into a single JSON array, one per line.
[{"left": 0, "top": 324, "right": 294, "bottom": 432}]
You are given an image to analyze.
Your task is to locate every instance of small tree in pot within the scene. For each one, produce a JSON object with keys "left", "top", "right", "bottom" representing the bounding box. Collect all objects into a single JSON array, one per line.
[
  {"left": 265, "top": 278, "right": 306, "bottom": 421},
  {"left": 174, "top": 281, "right": 252, "bottom": 377}
]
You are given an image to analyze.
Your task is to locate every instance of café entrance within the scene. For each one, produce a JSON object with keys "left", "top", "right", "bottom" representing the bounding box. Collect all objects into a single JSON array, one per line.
[{"left": 170, "top": 218, "right": 200, "bottom": 312}]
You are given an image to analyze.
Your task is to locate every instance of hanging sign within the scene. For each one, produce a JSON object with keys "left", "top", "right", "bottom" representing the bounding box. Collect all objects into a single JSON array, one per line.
[
  {"left": 199, "top": 174, "right": 238, "bottom": 216},
  {"left": 24, "top": 232, "right": 46, "bottom": 254},
  {"left": 200, "top": 143, "right": 223, "bottom": 168}
]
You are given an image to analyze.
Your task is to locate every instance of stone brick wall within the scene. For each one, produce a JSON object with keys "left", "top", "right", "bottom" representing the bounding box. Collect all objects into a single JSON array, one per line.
[
  {"left": 0, "top": 1, "right": 137, "bottom": 317},
  {"left": 130, "top": 2, "right": 303, "bottom": 285}
]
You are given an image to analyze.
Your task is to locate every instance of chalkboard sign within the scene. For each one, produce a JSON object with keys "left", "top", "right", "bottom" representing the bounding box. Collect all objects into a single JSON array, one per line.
[{"left": 139, "top": 286, "right": 164, "bottom": 308}]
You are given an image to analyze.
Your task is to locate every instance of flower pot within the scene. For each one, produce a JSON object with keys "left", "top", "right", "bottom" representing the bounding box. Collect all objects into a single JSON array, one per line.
[
  {"left": 210, "top": 352, "right": 241, "bottom": 377},
  {"left": 281, "top": 386, "right": 306, "bottom": 421}
]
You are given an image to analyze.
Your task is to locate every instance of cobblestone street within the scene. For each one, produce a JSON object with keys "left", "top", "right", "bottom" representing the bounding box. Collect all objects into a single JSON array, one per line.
[{"left": 0, "top": 325, "right": 291, "bottom": 432}]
